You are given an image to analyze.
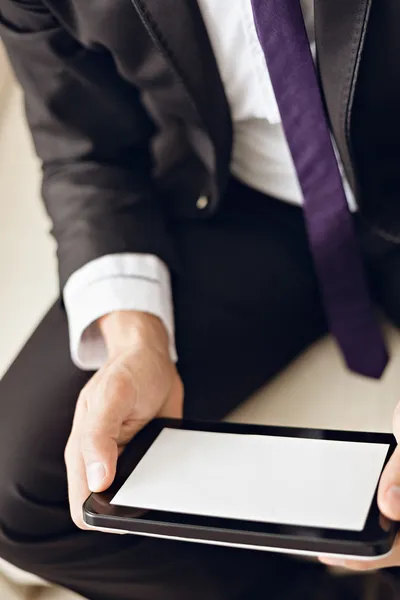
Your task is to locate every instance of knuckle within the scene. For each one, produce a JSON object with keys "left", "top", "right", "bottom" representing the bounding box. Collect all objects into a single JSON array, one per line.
[
  {"left": 83, "top": 366, "right": 135, "bottom": 412},
  {"left": 94, "top": 370, "right": 137, "bottom": 417},
  {"left": 101, "top": 368, "right": 133, "bottom": 400}
]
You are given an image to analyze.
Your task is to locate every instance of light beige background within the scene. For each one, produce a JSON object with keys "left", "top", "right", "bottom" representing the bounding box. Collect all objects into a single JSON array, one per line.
[{"left": 1, "top": 50, "right": 400, "bottom": 599}]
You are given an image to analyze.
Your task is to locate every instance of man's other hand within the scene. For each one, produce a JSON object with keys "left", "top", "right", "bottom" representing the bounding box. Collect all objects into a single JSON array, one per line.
[
  {"left": 65, "top": 311, "right": 183, "bottom": 529},
  {"left": 320, "top": 403, "right": 400, "bottom": 571}
]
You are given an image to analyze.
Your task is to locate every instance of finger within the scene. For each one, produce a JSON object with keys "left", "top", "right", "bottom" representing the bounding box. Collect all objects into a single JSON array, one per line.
[
  {"left": 80, "top": 370, "right": 136, "bottom": 492},
  {"left": 81, "top": 424, "right": 119, "bottom": 493},
  {"left": 378, "top": 445, "right": 400, "bottom": 521},
  {"left": 319, "top": 535, "right": 400, "bottom": 572},
  {"left": 65, "top": 433, "right": 91, "bottom": 530},
  {"left": 319, "top": 555, "right": 393, "bottom": 571},
  {"left": 319, "top": 556, "right": 376, "bottom": 571}
]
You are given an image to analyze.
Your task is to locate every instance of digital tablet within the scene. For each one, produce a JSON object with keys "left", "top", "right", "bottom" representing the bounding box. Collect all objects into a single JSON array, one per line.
[{"left": 83, "top": 419, "right": 398, "bottom": 560}]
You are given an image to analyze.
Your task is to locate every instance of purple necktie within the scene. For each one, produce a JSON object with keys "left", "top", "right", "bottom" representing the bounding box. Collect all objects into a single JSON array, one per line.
[{"left": 250, "top": 0, "right": 389, "bottom": 378}]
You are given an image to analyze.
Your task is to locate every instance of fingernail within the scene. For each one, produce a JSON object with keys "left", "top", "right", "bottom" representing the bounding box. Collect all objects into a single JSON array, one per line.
[
  {"left": 386, "top": 486, "right": 400, "bottom": 515},
  {"left": 383, "top": 486, "right": 400, "bottom": 519},
  {"left": 87, "top": 462, "right": 106, "bottom": 491},
  {"left": 388, "top": 486, "right": 400, "bottom": 500}
]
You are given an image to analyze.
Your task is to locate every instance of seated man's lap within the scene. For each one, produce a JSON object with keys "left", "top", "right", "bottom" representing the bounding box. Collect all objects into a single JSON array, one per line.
[{"left": 0, "top": 195, "right": 332, "bottom": 598}]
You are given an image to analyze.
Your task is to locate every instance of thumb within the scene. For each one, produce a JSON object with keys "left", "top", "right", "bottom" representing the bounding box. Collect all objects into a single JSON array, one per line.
[
  {"left": 378, "top": 407, "right": 400, "bottom": 520},
  {"left": 378, "top": 445, "right": 400, "bottom": 521},
  {"left": 81, "top": 428, "right": 119, "bottom": 493}
]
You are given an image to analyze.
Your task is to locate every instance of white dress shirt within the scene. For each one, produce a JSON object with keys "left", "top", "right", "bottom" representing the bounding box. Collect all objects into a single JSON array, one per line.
[{"left": 65, "top": 0, "right": 354, "bottom": 370}]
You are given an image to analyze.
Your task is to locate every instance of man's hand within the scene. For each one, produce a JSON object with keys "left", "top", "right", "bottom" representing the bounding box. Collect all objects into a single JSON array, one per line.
[
  {"left": 65, "top": 311, "right": 183, "bottom": 529},
  {"left": 320, "top": 404, "right": 400, "bottom": 571}
]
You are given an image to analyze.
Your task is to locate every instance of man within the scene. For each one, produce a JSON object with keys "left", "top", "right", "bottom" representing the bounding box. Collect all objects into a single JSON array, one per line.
[{"left": 1, "top": 0, "right": 400, "bottom": 598}]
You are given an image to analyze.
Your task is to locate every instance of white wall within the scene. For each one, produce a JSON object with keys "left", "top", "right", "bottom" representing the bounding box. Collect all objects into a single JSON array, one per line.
[
  {"left": 0, "top": 70, "right": 58, "bottom": 378},
  {"left": 0, "top": 44, "right": 12, "bottom": 120}
]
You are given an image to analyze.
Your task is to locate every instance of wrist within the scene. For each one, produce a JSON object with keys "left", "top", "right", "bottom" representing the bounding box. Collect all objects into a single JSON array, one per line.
[{"left": 98, "top": 311, "right": 170, "bottom": 359}]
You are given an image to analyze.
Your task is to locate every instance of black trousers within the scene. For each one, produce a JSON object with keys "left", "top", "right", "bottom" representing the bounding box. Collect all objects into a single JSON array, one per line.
[{"left": 1, "top": 180, "right": 400, "bottom": 600}]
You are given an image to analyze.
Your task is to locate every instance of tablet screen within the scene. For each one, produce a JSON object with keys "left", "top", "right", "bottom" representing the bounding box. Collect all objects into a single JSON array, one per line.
[{"left": 111, "top": 428, "right": 390, "bottom": 532}]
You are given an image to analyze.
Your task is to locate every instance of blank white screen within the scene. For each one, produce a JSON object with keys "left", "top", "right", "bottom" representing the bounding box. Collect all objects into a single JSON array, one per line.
[{"left": 111, "top": 428, "right": 389, "bottom": 532}]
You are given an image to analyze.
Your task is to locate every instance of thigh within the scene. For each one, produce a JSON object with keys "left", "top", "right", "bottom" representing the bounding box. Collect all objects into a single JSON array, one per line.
[
  {"left": 174, "top": 181, "right": 327, "bottom": 420},
  {"left": 0, "top": 303, "right": 90, "bottom": 537}
]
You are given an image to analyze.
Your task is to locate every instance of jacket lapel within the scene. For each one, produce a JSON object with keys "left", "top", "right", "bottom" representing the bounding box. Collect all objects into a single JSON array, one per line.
[
  {"left": 131, "top": 0, "right": 232, "bottom": 192},
  {"left": 131, "top": 1, "right": 372, "bottom": 199},
  {"left": 314, "top": 0, "right": 373, "bottom": 194}
]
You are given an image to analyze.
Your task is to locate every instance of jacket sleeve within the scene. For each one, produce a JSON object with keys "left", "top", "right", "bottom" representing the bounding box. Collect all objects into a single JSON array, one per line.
[{"left": 0, "top": 0, "right": 177, "bottom": 288}]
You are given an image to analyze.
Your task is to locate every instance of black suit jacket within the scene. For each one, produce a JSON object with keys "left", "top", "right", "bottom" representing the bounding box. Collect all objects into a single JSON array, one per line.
[{"left": 1, "top": 0, "right": 399, "bottom": 287}]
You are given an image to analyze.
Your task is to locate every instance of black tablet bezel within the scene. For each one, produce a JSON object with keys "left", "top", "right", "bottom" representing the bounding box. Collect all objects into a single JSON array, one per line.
[{"left": 83, "top": 419, "right": 398, "bottom": 557}]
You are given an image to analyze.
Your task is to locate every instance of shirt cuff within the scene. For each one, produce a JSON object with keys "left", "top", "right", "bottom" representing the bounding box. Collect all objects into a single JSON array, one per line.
[{"left": 64, "top": 254, "right": 177, "bottom": 371}]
